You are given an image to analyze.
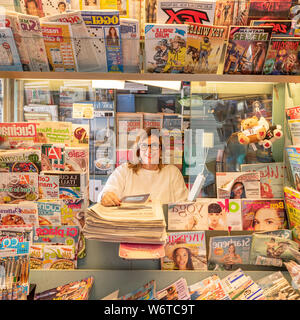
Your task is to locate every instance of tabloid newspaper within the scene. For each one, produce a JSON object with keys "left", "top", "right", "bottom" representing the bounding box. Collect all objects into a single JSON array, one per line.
[
  {"left": 185, "top": 23, "right": 227, "bottom": 74},
  {"left": 119, "top": 280, "right": 156, "bottom": 300},
  {"left": 161, "top": 231, "right": 207, "bottom": 270},
  {"left": 156, "top": 277, "right": 190, "bottom": 300},
  {"left": 284, "top": 186, "right": 300, "bottom": 244},
  {"left": 119, "top": 243, "right": 165, "bottom": 259}
]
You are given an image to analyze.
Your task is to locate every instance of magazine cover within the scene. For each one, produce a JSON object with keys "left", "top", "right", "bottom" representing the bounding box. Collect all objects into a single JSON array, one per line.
[
  {"left": 34, "top": 276, "right": 94, "bottom": 300},
  {"left": 144, "top": 23, "right": 187, "bottom": 73},
  {"left": 184, "top": 23, "right": 227, "bottom": 74},
  {"left": 0, "top": 201, "right": 38, "bottom": 226},
  {"left": 286, "top": 105, "right": 300, "bottom": 120},
  {"left": 208, "top": 235, "right": 252, "bottom": 270},
  {"left": 120, "top": 18, "right": 140, "bottom": 73},
  {"left": 241, "top": 199, "right": 287, "bottom": 231},
  {"left": 42, "top": 244, "right": 76, "bottom": 269},
  {"left": 157, "top": 0, "right": 215, "bottom": 25},
  {"left": 287, "top": 119, "right": 300, "bottom": 144},
  {"left": 38, "top": 173, "right": 60, "bottom": 199},
  {"left": 250, "top": 233, "right": 299, "bottom": 267},
  {"left": 286, "top": 146, "right": 300, "bottom": 191},
  {"left": 0, "top": 172, "right": 39, "bottom": 203},
  {"left": 100, "top": 0, "right": 129, "bottom": 18},
  {"left": 0, "top": 148, "right": 41, "bottom": 173},
  {"left": 41, "top": 144, "right": 65, "bottom": 171},
  {"left": 61, "top": 198, "right": 87, "bottom": 231},
  {"left": 119, "top": 280, "right": 156, "bottom": 300},
  {"left": 42, "top": 11, "right": 101, "bottom": 72},
  {"left": 256, "top": 271, "right": 300, "bottom": 300},
  {"left": 232, "top": 0, "right": 250, "bottom": 26},
  {"left": 42, "top": 0, "right": 69, "bottom": 16},
  {"left": 216, "top": 172, "right": 261, "bottom": 199},
  {"left": 71, "top": 123, "right": 89, "bottom": 147},
  {"left": 251, "top": 20, "right": 295, "bottom": 37},
  {"left": 65, "top": 147, "right": 88, "bottom": 173},
  {"left": 223, "top": 26, "right": 273, "bottom": 75},
  {"left": 263, "top": 38, "right": 300, "bottom": 75},
  {"left": 241, "top": 162, "right": 285, "bottom": 198},
  {"left": 161, "top": 231, "right": 207, "bottom": 270},
  {"left": 59, "top": 86, "right": 87, "bottom": 108},
  {"left": 36, "top": 200, "right": 62, "bottom": 226},
  {"left": 0, "top": 27, "right": 23, "bottom": 71},
  {"left": 18, "top": 13, "right": 50, "bottom": 72},
  {"left": 142, "top": 113, "right": 163, "bottom": 129},
  {"left": 284, "top": 186, "right": 300, "bottom": 244},
  {"left": 156, "top": 277, "right": 190, "bottom": 300},
  {"left": 119, "top": 243, "right": 165, "bottom": 259},
  {"left": 24, "top": 104, "right": 58, "bottom": 121},
  {"left": 40, "top": 21, "right": 78, "bottom": 72},
  {"left": 19, "top": 0, "right": 45, "bottom": 17},
  {"left": 284, "top": 260, "right": 300, "bottom": 290},
  {"left": 80, "top": 0, "right": 100, "bottom": 10},
  {"left": 214, "top": 0, "right": 236, "bottom": 26}
]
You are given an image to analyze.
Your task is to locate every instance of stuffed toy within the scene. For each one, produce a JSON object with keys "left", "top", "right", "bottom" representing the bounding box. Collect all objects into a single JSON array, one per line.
[{"left": 258, "top": 124, "right": 283, "bottom": 149}]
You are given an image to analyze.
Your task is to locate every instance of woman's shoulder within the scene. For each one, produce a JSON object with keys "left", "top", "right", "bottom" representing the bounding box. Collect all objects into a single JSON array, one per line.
[{"left": 162, "top": 164, "right": 182, "bottom": 174}]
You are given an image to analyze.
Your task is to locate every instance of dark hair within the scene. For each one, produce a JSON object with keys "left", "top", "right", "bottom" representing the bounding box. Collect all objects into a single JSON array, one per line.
[
  {"left": 108, "top": 27, "right": 119, "bottom": 38},
  {"left": 172, "top": 247, "right": 194, "bottom": 270},
  {"left": 230, "top": 181, "right": 246, "bottom": 199},
  {"left": 58, "top": 1, "right": 66, "bottom": 7},
  {"left": 26, "top": 0, "right": 38, "bottom": 7},
  {"left": 208, "top": 203, "right": 222, "bottom": 213}
]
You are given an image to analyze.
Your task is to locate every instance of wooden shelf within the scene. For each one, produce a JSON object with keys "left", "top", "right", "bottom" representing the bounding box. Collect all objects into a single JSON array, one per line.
[{"left": 1, "top": 71, "right": 300, "bottom": 83}]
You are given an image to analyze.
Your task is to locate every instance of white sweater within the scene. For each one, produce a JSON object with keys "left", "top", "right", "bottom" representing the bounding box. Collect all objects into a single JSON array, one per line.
[{"left": 98, "top": 163, "right": 189, "bottom": 204}]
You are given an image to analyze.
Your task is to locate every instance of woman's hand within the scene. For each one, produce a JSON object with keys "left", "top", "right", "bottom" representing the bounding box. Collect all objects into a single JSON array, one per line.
[{"left": 101, "top": 192, "right": 121, "bottom": 207}]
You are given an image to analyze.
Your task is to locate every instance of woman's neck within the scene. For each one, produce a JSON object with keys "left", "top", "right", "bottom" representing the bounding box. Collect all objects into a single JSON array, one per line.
[{"left": 141, "top": 163, "right": 159, "bottom": 171}]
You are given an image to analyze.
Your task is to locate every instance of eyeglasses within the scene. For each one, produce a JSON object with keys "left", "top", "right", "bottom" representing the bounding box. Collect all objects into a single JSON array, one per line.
[{"left": 139, "top": 142, "right": 160, "bottom": 151}]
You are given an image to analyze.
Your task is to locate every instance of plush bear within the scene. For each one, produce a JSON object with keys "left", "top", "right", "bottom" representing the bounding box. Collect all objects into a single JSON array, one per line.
[
  {"left": 258, "top": 124, "right": 283, "bottom": 149},
  {"left": 238, "top": 116, "right": 267, "bottom": 145}
]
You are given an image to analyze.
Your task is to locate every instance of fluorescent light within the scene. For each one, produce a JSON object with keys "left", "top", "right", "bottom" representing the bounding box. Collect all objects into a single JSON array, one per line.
[
  {"left": 92, "top": 80, "right": 125, "bottom": 89},
  {"left": 129, "top": 80, "right": 181, "bottom": 91}
]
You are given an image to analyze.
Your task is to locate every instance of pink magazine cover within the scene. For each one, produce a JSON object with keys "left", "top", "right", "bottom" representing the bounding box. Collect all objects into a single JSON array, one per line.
[{"left": 119, "top": 243, "right": 165, "bottom": 259}]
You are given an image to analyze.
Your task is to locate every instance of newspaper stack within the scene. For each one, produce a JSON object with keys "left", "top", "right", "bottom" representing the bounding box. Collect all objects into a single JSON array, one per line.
[{"left": 83, "top": 202, "right": 167, "bottom": 244}]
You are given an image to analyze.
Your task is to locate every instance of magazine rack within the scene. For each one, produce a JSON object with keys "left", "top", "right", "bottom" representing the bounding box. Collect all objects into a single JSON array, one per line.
[{"left": 0, "top": 71, "right": 295, "bottom": 299}]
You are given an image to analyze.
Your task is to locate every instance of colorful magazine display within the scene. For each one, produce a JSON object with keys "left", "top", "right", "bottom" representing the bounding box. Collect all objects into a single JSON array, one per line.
[
  {"left": 161, "top": 231, "right": 207, "bottom": 270},
  {"left": 156, "top": 277, "right": 190, "bottom": 300},
  {"left": 41, "top": 144, "right": 65, "bottom": 171},
  {"left": 36, "top": 200, "right": 62, "bottom": 226},
  {"left": 0, "top": 202, "right": 38, "bottom": 226},
  {"left": 38, "top": 173, "right": 60, "bottom": 199}
]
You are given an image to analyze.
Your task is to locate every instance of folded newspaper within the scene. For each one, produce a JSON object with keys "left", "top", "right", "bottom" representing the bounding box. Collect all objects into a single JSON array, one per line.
[{"left": 83, "top": 201, "right": 167, "bottom": 244}]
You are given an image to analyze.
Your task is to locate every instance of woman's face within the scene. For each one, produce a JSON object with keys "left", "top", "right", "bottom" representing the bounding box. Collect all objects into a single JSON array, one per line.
[
  {"left": 174, "top": 248, "right": 189, "bottom": 270},
  {"left": 228, "top": 245, "right": 235, "bottom": 254},
  {"left": 139, "top": 135, "right": 160, "bottom": 165},
  {"left": 253, "top": 208, "right": 281, "bottom": 231},
  {"left": 232, "top": 183, "right": 244, "bottom": 198},
  {"left": 110, "top": 27, "right": 117, "bottom": 37}
]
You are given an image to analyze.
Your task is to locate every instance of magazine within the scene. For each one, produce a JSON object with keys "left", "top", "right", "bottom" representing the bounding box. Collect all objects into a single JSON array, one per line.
[
  {"left": 0, "top": 27, "right": 23, "bottom": 71},
  {"left": 142, "top": 113, "right": 163, "bottom": 129},
  {"left": 161, "top": 231, "right": 207, "bottom": 270},
  {"left": 34, "top": 276, "right": 94, "bottom": 300},
  {"left": 256, "top": 271, "right": 300, "bottom": 300},
  {"left": 144, "top": 23, "right": 187, "bottom": 73},
  {"left": 208, "top": 235, "right": 252, "bottom": 270},
  {"left": 36, "top": 200, "right": 62, "bottom": 226},
  {"left": 263, "top": 38, "right": 300, "bottom": 75},
  {"left": 223, "top": 26, "right": 273, "bottom": 75},
  {"left": 156, "top": 277, "right": 190, "bottom": 300},
  {"left": 0, "top": 172, "right": 39, "bottom": 203},
  {"left": 19, "top": 0, "right": 45, "bottom": 17},
  {"left": 42, "top": 0, "right": 70, "bottom": 16},
  {"left": 286, "top": 105, "right": 300, "bottom": 120},
  {"left": 38, "top": 173, "right": 60, "bottom": 199},
  {"left": 241, "top": 162, "right": 285, "bottom": 198},
  {"left": 59, "top": 86, "right": 87, "bottom": 108},
  {"left": 40, "top": 21, "right": 78, "bottom": 72},
  {"left": 251, "top": 20, "right": 295, "bottom": 37},
  {"left": 71, "top": 123, "right": 89, "bottom": 147},
  {"left": 0, "top": 148, "right": 41, "bottom": 173},
  {"left": 24, "top": 104, "right": 58, "bottom": 121},
  {"left": 214, "top": 0, "right": 236, "bottom": 27},
  {"left": 250, "top": 233, "right": 299, "bottom": 267},
  {"left": 42, "top": 244, "right": 76, "bottom": 269},
  {"left": 184, "top": 23, "right": 227, "bottom": 74},
  {"left": 216, "top": 172, "right": 261, "bottom": 199},
  {"left": 18, "top": 13, "right": 50, "bottom": 72},
  {"left": 232, "top": 0, "right": 250, "bottom": 26},
  {"left": 41, "top": 144, "right": 65, "bottom": 171},
  {"left": 101, "top": 289, "right": 119, "bottom": 300},
  {"left": 286, "top": 146, "right": 300, "bottom": 191},
  {"left": 65, "top": 147, "right": 89, "bottom": 173},
  {"left": 80, "top": 0, "right": 100, "bottom": 10},
  {"left": 284, "top": 260, "right": 300, "bottom": 290},
  {"left": 258, "top": 229, "right": 293, "bottom": 240},
  {"left": 157, "top": 0, "right": 215, "bottom": 25},
  {"left": 100, "top": 0, "right": 129, "bottom": 18},
  {"left": 287, "top": 119, "right": 300, "bottom": 144},
  {"left": 120, "top": 18, "right": 140, "bottom": 73},
  {"left": 0, "top": 202, "right": 38, "bottom": 226},
  {"left": 119, "top": 243, "right": 165, "bottom": 259},
  {"left": 241, "top": 199, "right": 287, "bottom": 231},
  {"left": 119, "top": 280, "right": 156, "bottom": 300}
]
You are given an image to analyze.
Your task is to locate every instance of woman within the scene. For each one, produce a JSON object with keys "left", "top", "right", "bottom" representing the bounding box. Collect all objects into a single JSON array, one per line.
[
  {"left": 172, "top": 246, "right": 194, "bottom": 270},
  {"left": 100, "top": 128, "right": 188, "bottom": 206},
  {"left": 106, "top": 27, "right": 120, "bottom": 47},
  {"left": 230, "top": 181, "right": 246, "bottom": 199},
  {"left": 252, "top": 207, "right": 283, "bottom": 231},
  {"left": 220, "top": 243, "right": 242, "bottom": 266}
]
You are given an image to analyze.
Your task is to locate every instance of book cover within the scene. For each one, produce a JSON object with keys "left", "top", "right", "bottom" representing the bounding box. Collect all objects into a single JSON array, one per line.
[
  {"left": 284, "top": 186, "right": 300, "bottom": 244},
  {"left": 157, "top": 0, "right": 215, "bottom": 25},
  {"left": 223, "top": 26, "right": 273, "bottom": 75},
  {"left": 241, "top": 199, "right": 287, "bottom": 231},
  {"left": 241, "top": 162, "right": 285, "bottom": 198},
  {"left": 216, "top": 172, "right": 261, "bottom": 199},
  {"left": 144, "top": 23, "right": 187, "bottom": 73},
  {"left": 251, "top": 20, "right": 295, "bottom": 37},
  {"left": 156, "top": 277, "right": 190, "bottom": 300},
  {"left": 119, "top": 243, "right": 165, "bottom": 259},
  {"left": 36, "top": 200, "right": 62, "bottom": 226},
  {"left": 263, "top": 37, "right": 300, "bottom": 75},
  {"left": 120, "top": 18, "right": 140, "bottom": 73},
  {"left": 17, "top": 13, "right": 50, "bottom": 71},
  {"left": 41, "top": 144, "right": 65, "bottom": 171},
  {"left": 40, "top": 21, "right": 78, "bottom": 72},
  {"left": 214, "top": 0, "right": 236, "bottom": 26},
  {"left": 184, "top": 23, "right": 227, "bottom": 74},
  {"left": 0, "top": 27, "right": 23, "bottom": 71},
  {"left": 38, "top": 173, "right": 60, "bottom": 199},
  {"left": 208, "top": 235, "right": 252, "bottom": 269},
  {"left": 161, "top": 231, "right": 207, "bottom": 270}
]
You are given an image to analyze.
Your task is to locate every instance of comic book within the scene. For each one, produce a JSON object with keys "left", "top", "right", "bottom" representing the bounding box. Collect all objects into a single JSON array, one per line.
[
  {"left": 120, "top": 18, "right": 140, "bottom": 73},
  {"left": 184, "top": 23, "right": 227, "bottom": 74},
  {"left": 251, "top": 20, "right": 295, "bottom": 37},
  {"left": 157, "top": 0, "right": 215, "bottom": 25},
  {"left": 40, "top": 21, "right": 78, "bottom": 72},
  {"left": 0, "top": 27, "right": 22, "bottom": 71},
  {"left": 0, "top": 11, "right": 31, "bottom": 71},
  {"left": 241, "top": 199, "right": 287, "bottom": 231},
  {"left": 42, "top": 0, "right": 70, "bottom": 16},
  {"left": 223, "top": 26, "right": 273, "bottom": 75},
  {"left": 36, "top": 200, "right": 62, "bottom": 226},
  {"left": 241, "top": 162, "right": 285, "bottom": 198},
  {"left": 208, "top": 235, "right": 252, "bottom": 270},
  {"left": 286, "top": 146, "right": 300, "bottom": 191},
  {"left": 256, "top": 271, "right": 300, "bottom": 300},
  {"left": 41, "top": 11, "right": 101, "bottom": 72},
  {"left": 0, "top": 202, "right": 38, "bottom": 226},
  {"left": 233, "top": 0, "right": 250, "bottom": 26},
  {"left": 19, "top": 0, "right": 45, "bottom": 17},
  {"left": 214, "top": 0, "right": 236, "bottom": 27},
  {"left": 263, "top": 38, "right": 300, "bottom": 75},
  {"left": 284, "top": 186, "right": 300, "bottom": 244},
  {"left": 0, "top": 148, "right": 41, "bottom": 173},
  {"left": 38, "top": 173, "right": 60, "bottom": 199},
  {"left": 119, "top": 280, "right": 157, "bottom": 300},
  {"left": 144, "top": 23, "right": 187, "bottom": 73},
  {"left": 216, "top": 172, "right": 261, "bottom": 199},
  {"left": 156, "top": 277, "right": 190, "bottom": 300},
  {"left": 119, "top": 243, "right": 165, "bottom": 259},
  {"left": 41, "top": 144, "right": 65, "bottom": 171},
  {"left": 24, "top": 104, "right": 58, "bottom": 121},
  {"left": 161, "top": 231, "right": 207, "bottom": 270},
  {"left": 17, "top": 13, "right": 50, "bottom": 72},
  {"left": 34, "top": 276, "right": 94, "bottom": 300}
]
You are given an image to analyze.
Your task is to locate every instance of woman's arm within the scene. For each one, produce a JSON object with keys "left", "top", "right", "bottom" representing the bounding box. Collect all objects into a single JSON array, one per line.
[{"left": 171, "top": 166, "right": 189, "bottom": 202}]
